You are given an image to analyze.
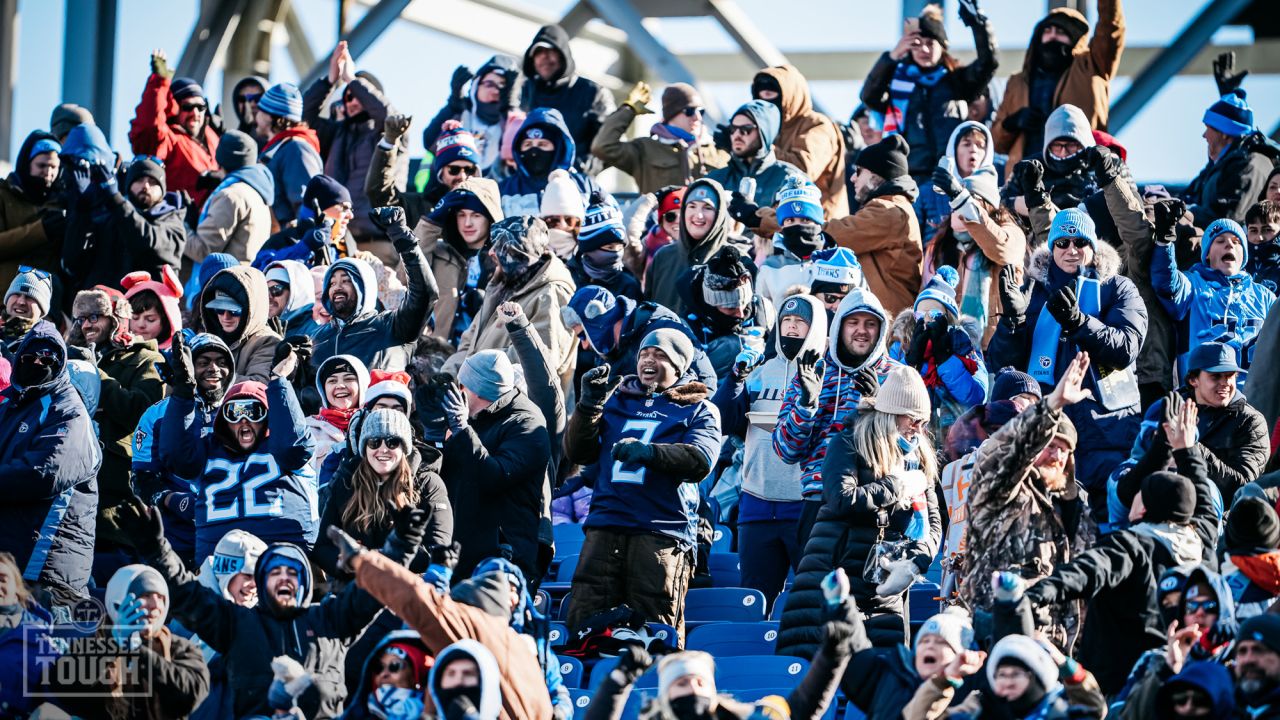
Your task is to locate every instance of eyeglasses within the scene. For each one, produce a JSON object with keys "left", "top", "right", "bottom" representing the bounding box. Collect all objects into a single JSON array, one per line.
[
  {"left": 214, "top": 308, "right": 244, "bottom": 318},
  {"left": 729, "top": 124, "right": 757, "bottom": 136},
  {"left": 237, "top": 92, "right": 262, "bottom": 104},
  {"left": 367, "top": 437, "right": 404, "bottom": 451},
  {"left": 343, "top": 93, "right": 358, "bottom": 104},
  {"left": 1053, "top": 237, "right": 1092, "bottom": 250},
  {"left": 267, "top": 283, "right": 289, "bottom": 298},
  {"left": 444, "top": 164, "right": 478, "bottom": 178},
  {"left": 662, "top": 211, "right": 680, "bottom": 223},
  {"left": 377, "top": 659, "right": 406, "bottom": 674},
  {"left": 179, "top": 103, "right": 207, "bottom": 113},
  {"left": 17, "top": 264, "right": 51, "bottom": 280},
  {"left": 19, "top": 348, "right": 58, "bottom": 365},
  {"left": 222, "top": 399, "right": 267, "bottom": 424},
  {"left": 75, "top": 313, "right": 103, "bottom": 325},
  {"left": 681, "top": 107, "right": 706, "bottom": 118},
  {"left": 1185, "top": 599, "right": 1219, "bottom": 613}
]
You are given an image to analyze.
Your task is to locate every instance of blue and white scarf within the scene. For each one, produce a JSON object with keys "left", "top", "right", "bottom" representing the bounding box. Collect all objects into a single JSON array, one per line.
[
  {"left": 883, "top": 63, "right": 949, "bottom": 136},
  {"left": 1029, "top": 276, "right": 1101, "bottom": 385}
]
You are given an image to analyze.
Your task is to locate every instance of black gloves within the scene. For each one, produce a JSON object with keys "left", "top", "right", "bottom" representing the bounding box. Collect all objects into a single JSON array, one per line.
[
  {"left": 415, "top": 373, "right": 454, "bottom": 444},
  {"left": 728, "top": 192, "right": 762, "bottom": 229},
  {"left": 931, "top": 163, "right": 965, "bottom": 201},
  {"left": 1013, "top": 159, "right": 1048, "bottom": 209},
  {"left": 713, "top": 123, "right": 732, "bottom": 152},
  {"left": 795, "top": 349, "right": 822, "bottom": 409},
  {"left": 615, "top": 645, "right": 654, "bottom": 684},
  {"left": 905, "top": 319, "right": 929, "bottom": 368},
  {"left": 167, "top": 331, "right": 196, "bottom": 397},
  {"left": 449, "top": 65, "right": 473, "bottom": 109},
  {"left": 1213, "top": 51, "right": 1248, "bottom": 97},
  {"left": 112, "top": 498, "right": 165, "bottom": 559},
  {"left": 383, "top": 505, "right": 429, "bottom": 564},
  {"left": 1151, "top": 198, "right": 1187, "bottom": 240},
  {"left": 195, "top": 170, "right": 227, "bottom": 192},
  {"left": 578, "top": 365, "right": 621, "bottom": 413},
  {"left": 957, "top": 0, "right": 987, "bottom": 28},
  {"left": 327, "top": 526, "right": 367, "bottom": 573},
  {"left": 1047, "top": 285, "right": 1086, "bottom": 333},
  {"left": 998, "top": 264, "right": 1028, "bottom": 321},
  {"left": 1085, "top": 146, "right": 1123, "bottom": 186},
  {"left": 852, "top": 366, "right": 879, "bottom": 398},
  {"left": 612, "top": 438, "right": 653, "bottom": 466},
  {"left": 1001, "top": 107, "right": 1046, "bottom": 135},
  {"left": 927, "top": 317, "right": 953, "bottom": 363},
  {"left": 39, "top": 207, "right": 67, "bottom": 243},
  {"left": 368, "top": 206, "right": 415, "bottom": 253},
  {"left": 429, "top": 541, "right": 461, "bottom": 570},
  {"left": 272, "top": 340, "right": 301, "bottom": 382}
]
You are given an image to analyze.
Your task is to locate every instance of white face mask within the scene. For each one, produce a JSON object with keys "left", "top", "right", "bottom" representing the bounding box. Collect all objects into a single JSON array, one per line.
[{"left": 547, "top": 229, "right": 577, "bottom": 259}]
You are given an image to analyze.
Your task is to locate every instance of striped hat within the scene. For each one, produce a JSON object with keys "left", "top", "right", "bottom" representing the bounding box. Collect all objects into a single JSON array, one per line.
[
  {"left": 1204, "top": 89, "right": 1254, "bottom": 138},
  {"left": 578, "top": 199, "right": 625, "bottom": 252},
  {"left": 259, "top": 83, "right": 304, "bottom": 123},
  {"left": 775, "top": 178, "right": 824, "bottom": 225}
]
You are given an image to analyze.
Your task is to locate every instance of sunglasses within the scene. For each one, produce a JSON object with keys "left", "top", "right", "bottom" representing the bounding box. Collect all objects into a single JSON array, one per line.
[
  {"left": 179, "top": 102, "right": 207, "bottom": 113},
  {"left": 1053, "top": 237, "right": 1092, "bottom": 250},
  {"left": 19, "top": 348, "right": 58, "bottom": 365},
  {"left": 237, "top": 92, "right": 262, "bottom": 104},
  {"left": 133, "top": 154, "right": 165, "bottom": 168},
  {"left": 1171, "top": 691, "right": 1209, "bottom": 708},
  {"left": 268, "top": 283, "right": 289, "bottom": 298},
  {"left": 681, "top": 107, "right": 706, "bottom": 118},
  {"left": 222, "top": 399, "right": 267, "bottom": 424},
  {"left": 367, "top": 437, "right": 404, "bottom": 451},
  {"left": 444, "top": 164, "right": 477, "bottom": 178},
  {"left": 75, "top": 313, "right": 103, "bottom": 325},
  {"left": 343, "top": 93, "right": 358, "bottom": 104},
  {"left": 214, "top": 307, "right": 244, "bottom": 318},
  {"left": 662, "top": 211, "right": 680, "bottom": 223},
  {"left": 479, "top": 79, "right": 505, "bottom": 92},
  {"left": 377, "top": 659, "right": 405, "bottom": 674},
  {"left": 18, "top": 264, "right": 51, "bottom": 280},
  {"left": 729, "top": 124, "right": 757, "bottom": 136},
  {"left": 1185, "top": 599, "right": 1218, "bottom": 613}
]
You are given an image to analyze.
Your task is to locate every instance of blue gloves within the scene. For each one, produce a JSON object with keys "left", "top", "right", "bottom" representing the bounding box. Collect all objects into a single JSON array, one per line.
[
  {"left": 70, "top": 161, "right": 93, "bottom": 195},
  {"left": 91, "top": 163, "right": 118, "bottom": 196},
  {"left": 821, "top": 568, "right": 850, "bottom": 610},
  {"left": 111, "top": 593, "right": 147, "bottom": 650},
  {"left": 442, "top": 382, "right": 469, "bottom": 433}
]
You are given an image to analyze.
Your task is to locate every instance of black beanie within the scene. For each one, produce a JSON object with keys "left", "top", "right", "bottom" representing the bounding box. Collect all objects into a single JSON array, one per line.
[
  {"left": 917, "top": 4, "right": 948, "bottom": 48},
  {"left": 125, "top": 157, "right": 166, "bottom": 194},
  {"left": 216, "top": 130, "right": 257, "bottom": 171},
  {"left": 302, "top": 175, "right": 352, "bottom": 212},
  {"left": 1227, "top": 496, "right": 1280, "bottom": 553},
  {"left": 171, "top": 77, "right": 206, "bottom": 104},
  {"left": 1241, "top": 614, "right": 1280, "bottom": 654},
  {"left": 857, "top": 135, "right": 910, "bottom": 180},
  {"left": 1141, "top": 471, "right": 1196, "bottom": 525}
]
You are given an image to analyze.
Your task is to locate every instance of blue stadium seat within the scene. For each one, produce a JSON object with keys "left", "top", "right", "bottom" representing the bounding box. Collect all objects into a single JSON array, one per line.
[
  {"left": 590, "top": 656, "right": 662, "bottom": 691},
  {"left": 647, "top": 622, "right": 680, "bottom": 648},
  {"left": 708, "top": 553, "right": 742, "bottom": 587},
  {"left": 715, "top": 655, "right": 809, "bottom": 689},
  {"left": 685, "top": 588, "right": 767, "bottom": 623},
  {"left": 534, "top": 589, "right": 551, "bottom": 615},
  {"left": 548, "top": 621, "right": 569, "bottom": 647},
  {"left": 771, "top": 590, "right": 789, "bottom": 620},
  {"left": 686, "top": 621, "right": 779, "bottom": 656},
  {"left": 569, "top": 688, "right": 594, "bottom": 713},
  {"left": 711, "top": 527, "right": 733, "bottom": 553},
  {"left": 556, "top": 555, "right": 580, "bottom": 582},
  {"left": 558, "top": 655, "right": 584, "bottom": 688},
  {"left": 558, "top": 591, "right": 573, "bottom": 620},
  {"left": 909, "top": 583, "right": 941, "bottom": 622},
  {"left": 554, "top": 523, "right": 587, "bottom": 557}
]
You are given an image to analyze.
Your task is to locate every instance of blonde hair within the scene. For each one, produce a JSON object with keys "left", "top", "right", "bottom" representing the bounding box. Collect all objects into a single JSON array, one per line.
[
  {"left": 342, "top": 456, "right": 419, "bottom": 533},
  {"left": 0, "top": 552, "right": 34, "bottom": 609},
  {"left": 851, "top": 408, "right": 938, "bottom": 482}
]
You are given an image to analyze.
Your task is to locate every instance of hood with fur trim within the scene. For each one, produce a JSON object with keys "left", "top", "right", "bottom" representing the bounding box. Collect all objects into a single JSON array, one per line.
[
  {"left": 1028, "top": 238, "right": 1122, "bottom": 287},
  {"left": 122, "top": 266, "right": 184, "bottom": 350},
  {"left": 200, "top": 265, "right": 271, "bottom": 348},
  {"left": 69, "top": 286, "right": 134, "bottom": 349}
]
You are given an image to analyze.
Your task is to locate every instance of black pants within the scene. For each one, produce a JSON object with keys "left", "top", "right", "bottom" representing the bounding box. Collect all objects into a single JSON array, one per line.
[{"left": 739, "top": 519, "right": 801, "bottom": 613}]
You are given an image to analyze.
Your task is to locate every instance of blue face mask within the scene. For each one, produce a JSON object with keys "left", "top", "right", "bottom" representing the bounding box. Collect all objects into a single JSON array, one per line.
[
  {"left": 897, "top": 434, "right": 920, "bottom": 454},
  {"left": 369, "top": 686, "right": 425, "bottom": 720},
  {"left": 954, "top": 229, "right": 974, "bottom": 245}
]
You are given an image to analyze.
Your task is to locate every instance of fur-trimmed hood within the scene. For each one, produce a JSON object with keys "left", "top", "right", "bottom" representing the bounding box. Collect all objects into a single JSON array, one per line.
[
  {"left": 618, "top": 377, "right": 711, "bottom": 405},
  {"left": 1028, "top": 238, "right": 1123, "bottom": 286}
]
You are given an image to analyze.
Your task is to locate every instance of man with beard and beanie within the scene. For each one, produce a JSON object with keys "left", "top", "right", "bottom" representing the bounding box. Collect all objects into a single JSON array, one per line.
[
  {"left": 53, "top": 563, "right": 210, "bottom": 720},
  {"left": 1005, "top": 105, "right": 1101, "bottom": 217},
  {"left": 0, "top": 323, "right": 99, "bottom": 611},
  {"left": 592, "top": 80, "right": 728, "bottom": 193},
  {"left": 709, "top": 99, "right": 806, "bottom": 211},
  {"left": 750, "top": 64, "right": 849, "bottom": 218},
  {"left": 60, "top": 155, "right": 187, "bottom": 293},
  {"left": 682, "top": 245, "right": 774, "bottom": 383},
  {"left": 991, "top": 0, "right": 1126, "bottom": 168},
  {"left": 256, "top": 82, "right": 324, "bottom": 225},
  {"left": 423, "top": 55, "right": 524, "bottom": 178},
  {"left": 310, "top": 206, "right": 439, "bottom": 373},
  {"left": 648, "top": 178, "right": 735, "bottom": 317},
  {"left": 568, "top": 197, "right": 643, "bottom": 302},
  {"left": 443, "top": 216, "right": 576, "bottom": 391},
  {"left": 859, "top": 1, "right": 998, "bottom": 194},
  {"left": 755, "top": 178, "right": 833, "bottom": 310},
  {"left": 199, "top": 265, "right": 281, "bottom": 383},
  {"left": 129, "top": 50, "right": 220, "bottom": 211},
  {"left": 185, "top": 130, "right": 273, "bottom": 280},
  {"left": 2, "top": 266, "right": 54, "bottom": 354},
  {"left": 1229, "top": 615, "right": 1280, "bottom": 719},
  {"left": 159, "top": 332, "right": 318, "bottom": 562},
  {"left": 520, "top": 24, "right": 614, "bottom": 170},
  {"left": 1183, "top": 89, "right": 1276, "bottom": 227},
  {"left": 0, "top": 131, "right": 64, "bottom": 293},
  {"left": 116, "top": 501, "right": 395, "bottom": 720},
  {"left": 499, "top": 108, "right": 607, "bottom": 218},
  {"left": 713, "top": 293, "right": 827, "bottom": 605},
  {"left": 773, "top": 287, "right": 901, "bottom": 547},
  {"left": 230, "top": 75, "right": 268, "bottom": 144},
  {"left": 134, "top": 333, "right": 236, "bottom": 567},
  {"left": 67, "top": 287, "right": 164, "bottom": 552},
  {"left": 413, "top": 177, "right": 504, "bottom": 346},
  {"left": 944, "top": 367, "right": 1042, "bottom": 460},
  {"left": 564, "top": 328, "right": 721, "bottom": 639}
]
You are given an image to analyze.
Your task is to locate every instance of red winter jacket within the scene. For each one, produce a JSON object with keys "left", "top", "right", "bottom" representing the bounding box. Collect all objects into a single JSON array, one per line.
[{"left": 129, "top": 73, "right": 220, "bottom": 210}]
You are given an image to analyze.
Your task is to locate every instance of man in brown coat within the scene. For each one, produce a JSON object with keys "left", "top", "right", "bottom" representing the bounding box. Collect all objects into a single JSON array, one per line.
[
  {"left": 752, "top": 65, "right": 849, "bottom": 219},
  {"left": 991, "top": 0, "right": 1125, "bottom": 167}
]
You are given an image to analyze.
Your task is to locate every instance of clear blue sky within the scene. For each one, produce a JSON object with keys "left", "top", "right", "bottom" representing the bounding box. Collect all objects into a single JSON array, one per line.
[{"left": 10, "top": 0, "right": 1277, "bottom": 183}]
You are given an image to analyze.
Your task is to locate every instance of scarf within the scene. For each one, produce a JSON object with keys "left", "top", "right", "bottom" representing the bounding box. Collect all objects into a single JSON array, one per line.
[
  {"left": 1029, "top": 275, "right": 1101, "bottom": 385},
  {"left": 263, "top": 126, "right": 322, "bottom": 156},
  {"left": 882, "top": 62, "right": 949, "bottom": 136},
  {"left": 1132, "top": 522, "right": 1204, "bottom": 568},
  {"left": 318, "top": 406, "right": 356, "bottom": 433},
  {"left": 1231, "top": 552, "right": 1280, "bottom": 595},
  {"left": 957, "top": 249, "right": 994, "bottom": 330},
  {"left": 651, "top": 123, "right": 696, "bottom": 145}
]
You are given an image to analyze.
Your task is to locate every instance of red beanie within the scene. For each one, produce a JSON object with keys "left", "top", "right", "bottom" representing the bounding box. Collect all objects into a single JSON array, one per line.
[{"left": 378, "top": 640, "right": 433, "bottom": 689}]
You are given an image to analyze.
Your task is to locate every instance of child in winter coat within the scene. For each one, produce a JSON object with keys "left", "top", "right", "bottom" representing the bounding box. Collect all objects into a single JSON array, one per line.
[{"left": 1245, "top": 200, "right": 1280, "bottom": 294}]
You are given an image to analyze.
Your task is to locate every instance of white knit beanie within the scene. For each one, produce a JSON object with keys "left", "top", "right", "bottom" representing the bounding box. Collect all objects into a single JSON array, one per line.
[
  {"left": 987, "top": 635, "right": 1061, "bottom": 693},
  {"left": 658, "top": 651, "right": 717, "bottom": 698},
  {"left": 540, "top": 169, "right": 585, "bottom": 218},
  {"left": 869, "top": 365, "right": 931, "bottom": 421}
]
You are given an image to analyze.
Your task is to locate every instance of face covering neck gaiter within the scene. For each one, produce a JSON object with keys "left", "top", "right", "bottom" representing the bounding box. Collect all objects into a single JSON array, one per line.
[
  {"left": 668, "top": 694, "right": 714, "bottom": 720},
  {"left": 1036, "top": 40, "right": 1073, "bottom": 73},
  {"left": 780, "top": 223, "right": 824, "bottom": 260},
  {"left": 582, "top": 248, "right": 624, "bottom": 279},
  {"left": 520, "top": 147, "right": 555, "bottom": 176}
]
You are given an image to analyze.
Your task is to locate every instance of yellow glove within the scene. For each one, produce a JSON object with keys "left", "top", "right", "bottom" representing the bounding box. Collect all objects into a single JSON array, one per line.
[{"left": 625, "top": 81, "right": 653, "bottom": 115}]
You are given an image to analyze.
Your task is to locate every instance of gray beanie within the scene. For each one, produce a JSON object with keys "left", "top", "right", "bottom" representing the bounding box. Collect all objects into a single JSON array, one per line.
[
  {"left": 6, "top": 267, "right": 54, "bottom": 317},
  {"left": 459, "top": 350, "right": 516, "bottom": 402},
  {"left": 50, "top": 103, "right": 94, "bottom": 139},
  {"left": 359, "top": 407, "right": 414, "bottom": 453},
  {"left": 639, "top": 328, "right": 695, "bottom": 377},
  {"left": 216, "top": 130, "right": 258, "bottom": 171}
]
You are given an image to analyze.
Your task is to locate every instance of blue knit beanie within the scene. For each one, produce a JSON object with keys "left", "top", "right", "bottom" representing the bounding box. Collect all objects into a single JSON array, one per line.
[
  {"left": 259, "top": 83, "right": 304, "bottom": 123},
  {"left": 775, "top": 178, "right": 824, "bottom": 225},
  {"left": 1202, "top": 218, "right": 1248, "bottom": 267},
  {"left": 1203, "top": 89, "right": 1254, "bottom": 138},
  {"left": 1047, "top": 207, "right": 1097, "bottom": 249},
  {"left": 915, "top": 266, "right": 960, "bottom": 319}
]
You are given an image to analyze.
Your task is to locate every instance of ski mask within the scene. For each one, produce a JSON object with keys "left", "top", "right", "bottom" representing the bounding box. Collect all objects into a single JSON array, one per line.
[
  {"left": 669, "top": 695, "right": 714, "bottom": 719},
  {"left": 13, "top": 339, "right": 59, "bottom": 388},
  {"left": 780, "top": 224, "right": 824, "bottom": 260},
  {"left": 520, "top": 146, "right": 554, "bottom": 176},
  {"left": 581, "top": 247, "right": 624, "bottom": 279},
  {"left": 1036, "top": 39, "right": 1073, "bottom": 73}
]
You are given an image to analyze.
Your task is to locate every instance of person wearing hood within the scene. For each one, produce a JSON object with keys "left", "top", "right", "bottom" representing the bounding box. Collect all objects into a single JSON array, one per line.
[
  {"left": 905, "top": 633, "right": 1107, "bottom": 720},
  {"left": 412, "top": 177, "right": 504, "bottom": 347},
  {"left": 918, "top": 118, "right": 999, "bottom": 233},
  {"left": 231, "top": 75, "right": 268, "bottom": 144},
  {"left": 568, "top": 197, "right": 642, "bottom": 303},
  {"left": 159, "top": 333, "right": 318, "bottom": 562},
  {"left": 443, "top": 216, "right": 575, "bottom": 391},
  {"left": 563, "top": 328, "right": 720, "bottom": 638},
  {"left": 124, "top": 265, "right": 184, "bottom": 350},
  {"left": 520, "top": 24, "right": 614, "bottom": 170},
  {"left": 342, "top": 630, "right": 435, "bottom": 720},
  {"left": 185, "top": 129, "right": 274, "bottom": 279},
  {"left": 264, "top": 259, "right": 321, "bottom": 338},
  {"left": 1005, "top": 105, "right": 1102, "bottom": 216},
  {"left": 1120, "top": 657, "right": 1236, "bottom": 720},
  {"left": 499, "top": 107, "right": 606, "bottom": 218},
  {"left": 749, "top": 65, "right": 849, "bottom": 218},
  {"left": 198, "top": 265, "right": 282, "bottom": 383},
  {"left": 681, "top": 245, "right": 774, "bottom": 383},
  {"left": 648, "top": 178, "right": 736, "bottom": 317},
  {"left": 1183, "top": 89, "right": 1276, "bottom": 227},
  {"left": 311, "top": 206, "right": 439, "bottom": 373},
  {"left": 773, "top": 287, "right": 903, "bottom": 549},
  {"left": 133, "top": 332, "right": 236, "bottom": 566},
  {"left": 713, "top": 293, "right": 827, "bottom": 605},
  {"left": 991, "top": 0, "right": 1125, "bottom": 168},
  {"left": 61, "top": 154, "right": 187, "bottom": 293},
  {"left": 256, "top": 82, "right": 325, "bottom": 225},
  {"left": 540, "top": 169, "right": 587, "bottom": 263},
  {"left": 0, "top": 322, "right": 99, "bottom": 611},
  {"left": 1152, "top": 214, "right": 1275, "bottom": 380},
  {"left": 1246, "top": 200, "right": 1280, "bottom": 294},
  {"left": 592, "top": 80, "right": 728, "bottom": 193},
  {"left": 959, "top": 354, "right": 1093, "bottom": 647},
  {"left": 777, "top": 365, "right": 941, "bottom": 654},
  {"left": 304, "top": 41, "right": 403, "bottom": 258},
  {"left": 425, "top": 55, "right": 523, "bottom": 178},
  {"left": 708, "top": 99, "right": 806, "bottom": 212},
  {"left": 429, "top": 640, "right": 504, "bottom": 720},
  {"left": 988, "top": 206, "right": 1147, "bottom": 520},
  {"left": 303, "top": 353, "right": 371, "bottom": 476},
  {"left": 2, "top": 265, "right": 54, "bottom": 353},
  {"left": 1024, "top": 395, "right": 1219, "bottom": 694},
  {"left": 0, "top": 131, "right": 64, "bottom": 295},
  {"left": 129, "top": 49, "right": 220, "bottom": 211},
  {"left": 755, "top": 178, "right": 836, "bottom": 310}
]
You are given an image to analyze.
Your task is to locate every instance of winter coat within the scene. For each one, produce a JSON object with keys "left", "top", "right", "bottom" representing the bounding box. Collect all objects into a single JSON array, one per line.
[
  {"left": 151, "top": 540, "right": 384, "bottom": 719},
  {"left": 591, "top": 105, "right": 728, "bottom": 193},
  {"left": 520, "top": 24, "right": 614, "bottom": 169},
  {"left": 887, "top": 311, "right": 989, "bottom": 444},
  {"left": 567, "top": 255, "right": 643, "bottom": 304},
  {"left": 185, "top": 165, "right": 274, "bottom": 276},
  {"left": 423, "top": 55, "right": 523, "bottom": 176},
  {"left": 162, "top": 378, "right": 318, "bottom": 563},
  {"left": 442, "top": 388, "right": 550, "bottom": 580},
  {"left": 1118, "top": 657, "right": 1236, "bottom": 720},
  {"left": 756, "top": 66, "right": 849, "bottom": 218},
  {"left": 904, "top": 670, "right": 1107, "bottom": 720},
  {"left": 353, "top": 550, "right": 554, "bottom": 720},
  {"left": 0, "top": 324, "right": 99, "bottom": 603},
  {"left": 682, "top": 272, "right": 774, "bottom": 383},
  {"left": 590, "top": 300, "right": 719, "bottom": 391},
  {"left": 1245, "top": 301, "right": 1280, "bottom": 431},
  {"left": 261, "top": 128, "right": 324, "bottom": 223},
  {"left": 0, "top": 606, "right": 55, "bottom": 717},
  {"left": 824, "top": 176, "right": 924, "bottom": 317},
  {"left": 991, "top": 0, "right": 1126, "bottom": 167},
  {"left": 498, "top": 107, "right": 605, "bottom": 218},
  {"left": 313, "top": 443, "right": 454, "bottom": 579},
  {"left": 91, "top": 338, "right": 165, "bottom": 507},
  {"left": 341, "top": 630, "right": 434, "bottom": 720},
  {"left": 61, "top": 187, "right": 187, "bottom": 293},
  {"left": 54, "top": 627, "right": 210, "bottom": 720},
  {"left": 445, "top": 255, "right": 576, "bottom": 391},
  {"left": 310, "top": 243, "right": 439, "bottom": 373},
  {"left": 365, "top": 138, "right": 434, "bottom": 232},
  {"left": 0, "top": 130, "right": 62, "bottom": 294},
  {"left": 987, "top": 240, "right": 1147, "bottom": 498},
  {"left": 647, "top": 177, "right": 736, "bottom": 318},
  {"left": 706, "top": 100, "right": 809, "bottom": 210},
  {"left": 198, "top": 265, "right": 282, "bottom": 383},
  {"left": 129, "top": 73, "right": 220, "bottom": 210},
  {"left": 304, "top": 76, "right": 402, "bottom": 240},
  {"left": 412, "top": 177, "right": 504, "bottom": 345},
  {"left": 774, "top": 288, "right": 903, "bottom": 500},
  {"left": 1183, "top": 132, "right": 1278, "bottom": 227}
]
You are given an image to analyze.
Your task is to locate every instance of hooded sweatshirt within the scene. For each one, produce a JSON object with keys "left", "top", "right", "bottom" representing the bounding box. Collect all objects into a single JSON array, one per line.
[
  {"left": 755, "top": 65, "right": 849, "bottom": 218},
  {"left": 520, "top": 24, "right": 615, "bottom": 168},
  {"left": 498, "top": 107, "right": 604, "bottom": 217},
  {"left": 264, "top": 259, "right": 320, "bottom": 338},
  {"left": 646, "top": 176, "right": 734, "bottom": 317},
  {"left": 421, "top": 54, "right": 523, "bottom": 174},
  {"left": 0, "top": 130, "right": 62, "bottom": 294},
  {"left": 200, "top": 265, "right": 282, "bottom": 383},
  {"left": 706, "top": 99, "right": 809, "bottom": 209},
  {"left": 773, "top": 288, "right": 904, "bottom": 499},
  {"left": 429, "top": 640, "right": 503, "bottom": 720}
]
